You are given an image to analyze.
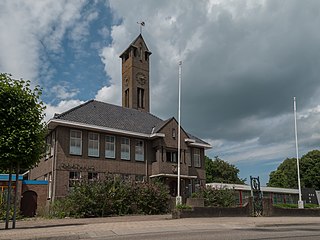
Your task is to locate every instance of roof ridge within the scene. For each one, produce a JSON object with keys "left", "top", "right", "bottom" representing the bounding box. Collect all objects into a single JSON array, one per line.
[{"left": 54, "top": 100, "right": 94, "bottom": 119}]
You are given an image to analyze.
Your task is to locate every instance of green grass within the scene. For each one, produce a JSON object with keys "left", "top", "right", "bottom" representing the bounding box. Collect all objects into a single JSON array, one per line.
[{"left": 274, "top": 203, "right": 319, "bottom": 209}]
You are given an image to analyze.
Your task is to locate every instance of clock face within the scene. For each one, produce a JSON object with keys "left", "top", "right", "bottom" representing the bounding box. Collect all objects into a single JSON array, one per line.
[{"left": 136, "top": 72, "right": 146, "bottom": 85}]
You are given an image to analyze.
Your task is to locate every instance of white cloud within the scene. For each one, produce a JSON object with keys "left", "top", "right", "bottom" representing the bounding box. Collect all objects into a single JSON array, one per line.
[
  {"left": 95, "top": 85, "right": 121, "bottom": 105},
  {"left": 98, "top": 26, "right": 110, "bottom": 39},
  {"left": 100, "top": 0, "right": 320, "bottom": 169},
  {"left": 0, "top": 0, "right": 87, "bottom": 85},
  {"left": 51, "top": 84, "right": 79, "bottom": 100}
]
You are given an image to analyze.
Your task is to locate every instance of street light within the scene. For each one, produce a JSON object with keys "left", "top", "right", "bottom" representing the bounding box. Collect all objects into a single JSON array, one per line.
[{"left": 293, "top": 97, "right": 304, "bottom": 209}]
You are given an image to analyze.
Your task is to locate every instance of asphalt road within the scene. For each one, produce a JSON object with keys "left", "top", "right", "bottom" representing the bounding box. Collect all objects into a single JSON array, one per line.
[
  {"left": 1, "top": 215, "right": 320, "bottom": 240},
  {"left": 82, "top": 223, "right": 320, "bottom": 240}
]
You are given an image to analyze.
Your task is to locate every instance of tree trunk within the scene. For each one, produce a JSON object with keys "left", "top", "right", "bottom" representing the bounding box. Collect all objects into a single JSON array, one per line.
[
  {"left": 12, "top": 163, "right": 20, "bottom": 229},
  {"left": 5, "top": 165, "right": 13, "bottom": 230}
]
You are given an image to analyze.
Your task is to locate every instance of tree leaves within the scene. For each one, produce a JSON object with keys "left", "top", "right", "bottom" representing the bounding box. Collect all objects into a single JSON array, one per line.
[
  {"left": 205, "top": 156, "right": 246, "bottom": 184},
  {"left": 268, "top": 150, "right": 320, "bottom": 189},
  {"left": 0, "top": 73, "right": 47, "bottom": 171}
]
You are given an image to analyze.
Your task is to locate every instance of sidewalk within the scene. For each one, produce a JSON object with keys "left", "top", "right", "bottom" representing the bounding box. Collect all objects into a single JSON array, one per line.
[{"left": 1, "top": 215, "right": 320, "bottom": 240}]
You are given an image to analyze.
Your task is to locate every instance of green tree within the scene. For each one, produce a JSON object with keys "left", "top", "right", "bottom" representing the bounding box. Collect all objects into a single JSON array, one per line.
[
  {"left": 205, "top": 156, "right": 245, "bottom": 184},
  {"left": 268, "top": 150, "right": 320, "bottom": 189},
  {"left": 0, "top": 73, "right": 46, "bottom": 171},
  {"left": 0, "top": 73, "right": 46, "bottom": 228},
  {"left": 267, "top": 158, "right": 297, "bottom": 188}
]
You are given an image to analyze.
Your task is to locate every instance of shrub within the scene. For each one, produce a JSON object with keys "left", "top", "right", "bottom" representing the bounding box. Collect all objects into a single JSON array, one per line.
[
  {"left": 193, "top": 187, "right": 236, "bottom": 207},
  {"left": 176, "top": 204, "right": 192, "bottom": 210},
  {"left": 49, "top": 178, "right": 170, "bottom": 218}
]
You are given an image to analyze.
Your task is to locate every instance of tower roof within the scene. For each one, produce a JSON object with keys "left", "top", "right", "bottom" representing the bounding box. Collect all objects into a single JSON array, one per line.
[{"left": 119, "top": 34, "right": 152, "bottom": 58}]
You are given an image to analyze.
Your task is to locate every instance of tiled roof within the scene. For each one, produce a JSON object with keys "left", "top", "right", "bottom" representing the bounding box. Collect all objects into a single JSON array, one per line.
[
  {"left": 53, "top": 100, "right": 210, "bottom": 146},
  {"left": 54, "top": 100, "right": 163, "bottom": 135}
]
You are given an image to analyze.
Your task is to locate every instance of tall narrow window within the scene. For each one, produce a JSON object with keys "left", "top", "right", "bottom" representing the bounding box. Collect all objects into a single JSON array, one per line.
[
  {"left": 137, "top": 88, "right": 144, "bottom": 108},
  {"left": 140, "top": 46, "right": 143, "bottom": 61},
  {"left": 193, "top": 148, "right": 201, "bottom": 167},
  {"left": 45, "top": 136, "right": 51, "bottom": 160},
  {"left": 51, "top": 131, "right": 55, "bottom": 157},
  {"left": 105, "top": 135, "right": 115, "bottom": 158},
  {"left": 48, "top": 172, "right": 52, "bottom": 199},
  {"left": 172, "top": 128, "right": 176, "bottom": 139},
  {"left": 70, "top": 130, "right": 82, "bottom": 155},
  {"left": 121, "top": 137, "right": 130, "bottom": 160},
  {"left": 88, "top": 132, "right": 99, "bottom": 157},
  {"left": 125, "top": 89, "right": 129, "bottom": 107},
  {"left": 135, "top": 140, "right": 144, "bottom": 161}
]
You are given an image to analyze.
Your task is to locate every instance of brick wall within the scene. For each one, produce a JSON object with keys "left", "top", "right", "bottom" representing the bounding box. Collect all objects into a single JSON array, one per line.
[{"left": 22, "top": 182, "right": 48, "bottom": 215}]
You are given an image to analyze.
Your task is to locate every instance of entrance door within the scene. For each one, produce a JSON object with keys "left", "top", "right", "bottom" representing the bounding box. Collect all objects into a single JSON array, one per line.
[{"left": 21, "top": 190, "right": 37, "bottom": 217}]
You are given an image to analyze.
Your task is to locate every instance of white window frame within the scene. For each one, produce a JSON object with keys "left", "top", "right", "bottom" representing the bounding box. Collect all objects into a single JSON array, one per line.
[
  {"left": 48, "top": 172, "right": 52, "bottom": 199},
  {"left": 50, "top": 132, "right": 55, "bottom": 157},
  {"left": 135, "top": 139, "right": 144, "bottom": 161},
  {"left": 88, "top": 132, "right": 99, "bottom": 157},
  {"left": 70, "top": 130, "right": 82, "bottom": 155},
  {"left": 193, "top": 148, "right": 201, "bottom": 167},
  {"left": 69, "top": 171, "right": 81, "bottom": 188},
  {"left": 105, "top": 135, "right": 116, "bottom": 158},
  {"left": 121, "top": 137, "right": 130, "bottom": 160}
]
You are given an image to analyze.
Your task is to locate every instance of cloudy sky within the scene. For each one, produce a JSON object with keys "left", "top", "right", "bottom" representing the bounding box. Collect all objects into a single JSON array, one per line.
[{"left": 1, "top": 0, "right": 320, "bottom": 185}]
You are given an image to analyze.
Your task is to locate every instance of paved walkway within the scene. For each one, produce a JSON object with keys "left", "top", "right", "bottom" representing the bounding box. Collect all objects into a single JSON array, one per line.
[{"left": 1, "top": 215, "right": 320, "bottom": 240}]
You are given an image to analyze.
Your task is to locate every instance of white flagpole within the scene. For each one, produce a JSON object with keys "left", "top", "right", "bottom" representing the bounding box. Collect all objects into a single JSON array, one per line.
[
  {"left": 293, "top": 97, "right": 304, "bottom": 208},
  {"left": 176, "top": 61, "right": 182, "bottom": 206}
]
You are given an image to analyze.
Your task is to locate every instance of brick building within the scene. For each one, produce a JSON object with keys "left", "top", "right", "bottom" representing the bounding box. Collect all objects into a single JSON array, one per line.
[{"left": 29, "top": 34, "right": 211, "bottom": 201}]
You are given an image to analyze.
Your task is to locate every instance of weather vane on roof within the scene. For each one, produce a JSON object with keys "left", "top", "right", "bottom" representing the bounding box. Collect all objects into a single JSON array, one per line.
[{"left": 137, "top": 21, "right": 145, "bottom": 34}]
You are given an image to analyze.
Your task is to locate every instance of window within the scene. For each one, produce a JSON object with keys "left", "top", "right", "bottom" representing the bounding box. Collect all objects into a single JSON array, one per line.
[
  {"left": 140, "top": 46, "right": 143, "bottom": 61},
  {"left": 121, "top": 137, "right": 130, "bottom": 160},
  {"left": 193, "top": 149, "right": 201, "bottom": 167},
  {"left": 45, "top": 134, "right": 53, "bottom": 159},
  {"left": 125, "top": 89, "right": 129, "bottom": 107},
  {"left": 88, "top": 132, "right": 99, "bottom": 157},
  {"left": 88, "top": 172, "right": 98, "bottom": 181},
  {"left": 135, "top": 140, "right": 144, "bottom": 161},
  {"left": 172, "top": 128, "right": 176, "bottom": 139},
  {"left": 70, "top": 130, "right": 82, "bottom": 155},
  {"left": 48, "top": 172, "right": 52, "bottom": 199},
  {"left": 51, "top": 132, "right": 55, "bottom": 157},
  {"left": 187, "top": 150, "right": 192, "bottom": 167},
  {"left": 69, "top": 171, "right": 80, "bottom": 188},
  {"left": 45, "top": 142, "right": 51, "bottom": 160},
  {"left": 105, "top": 135, "right": 115, "bottom": 158},
  {"left": 137, "top": 88, "right": 144, "bottom": 108},
  {"left": 166, "top": 151, "right": 177, "bottom": 163}
]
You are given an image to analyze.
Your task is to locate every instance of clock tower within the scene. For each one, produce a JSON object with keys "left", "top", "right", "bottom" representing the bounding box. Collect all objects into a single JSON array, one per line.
[{"left": 119, "top": 34, "right": 152, "bottom": 112}]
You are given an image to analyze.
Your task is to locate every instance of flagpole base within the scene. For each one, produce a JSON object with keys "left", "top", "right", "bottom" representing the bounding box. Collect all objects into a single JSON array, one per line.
[
  {"left": 176, "top": 196, "right": 182, "bottom": 206},
  {"left": 298, "top": 200, "right": 304, "bottom": 209}
]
